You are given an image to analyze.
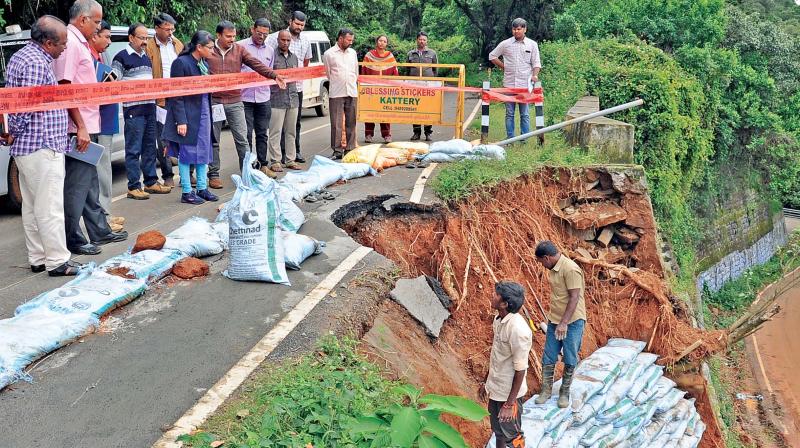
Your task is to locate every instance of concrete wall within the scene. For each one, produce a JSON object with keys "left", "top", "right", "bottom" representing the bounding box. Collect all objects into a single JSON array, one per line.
[{"left": 563, "top": 96, "right": 635, "bottom": 164}]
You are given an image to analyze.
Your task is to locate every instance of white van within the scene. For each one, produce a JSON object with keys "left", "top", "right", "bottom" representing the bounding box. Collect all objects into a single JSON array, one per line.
[{"left": 298, "top": 30, "right": 331, "bottom": 117}]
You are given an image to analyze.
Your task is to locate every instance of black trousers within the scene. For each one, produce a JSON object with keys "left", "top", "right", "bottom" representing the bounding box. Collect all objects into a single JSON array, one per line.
[
  {"left": 281, "top": 91, "right": 303, "bottom": 162},
  {"left": 155, "top": 120, "right": 174, "bottom": 180},
  {"left": 64, "top": 149, "right": 113, "bottom": 249},
  {"left": 413, "top": 124, "right": 433, "bottom": 135},
  {"left": 244, "top": 100, "right": 272, "bottom": 166}
]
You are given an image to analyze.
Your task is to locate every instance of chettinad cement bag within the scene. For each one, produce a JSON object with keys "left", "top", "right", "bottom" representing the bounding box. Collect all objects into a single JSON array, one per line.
[{"left": 224, "top": 152, "right": 289, "bottom": 285}]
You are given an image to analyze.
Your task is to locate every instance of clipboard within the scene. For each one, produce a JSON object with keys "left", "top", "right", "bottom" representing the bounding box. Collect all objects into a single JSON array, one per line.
[{"left": 65, "top": 136, "right": 105, "bottom": 166}]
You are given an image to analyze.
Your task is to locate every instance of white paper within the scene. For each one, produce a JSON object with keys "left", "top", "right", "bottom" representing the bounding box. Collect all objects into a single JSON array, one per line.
[
  {"left": 212, "top": 104, "right": 226, "bottom": 122},
  {"left": 156, "top": 106, "right": 167, "bottom": 125}
]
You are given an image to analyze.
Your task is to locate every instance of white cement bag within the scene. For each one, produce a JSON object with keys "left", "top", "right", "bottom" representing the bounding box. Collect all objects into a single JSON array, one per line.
[
  {"left": 581, "top": 423, "right": 614, "bottom": 446},
  {"left": 283, "top": 232, "right": 325, "bottom": 270},
  {"left": 538, "top": 415, "right": 573, "bottom": 448},
  {"left": 275, "top": 185, "right": 305, "bottom": 233},
  {"left": 692, "top": 420, "right": 706, "bottom": 440},
  {"left": 676, "top": 434, "right": 701, "bottom": 448},
  {"left": 684, "top": 410, "right": 700, "bottom": 436},
  {"left": 429, "top": 138, "right": 473, "bottom": 154},
  {"left": 656, "top": 388, "right": 686, "bottom": 413},
  {"left": 163, "top": 217, "right": 226, "bottom": 257},
  {"left": 628, "top": 364, "right": 663, "bottom": 400},
  {"left": 340, "top": 161, "right": 376, "bottom": 180},
  {"left": 522, "top": 396, "right": 573, "bottom": 432},
  {"left": 649, "top": 376, "right": 678, "bottom": 401},
  {"left": 568, "top": 374, "right": 606, "bottom": 411},
  {"left": 558, "top": 419, "right": 596, "bottom": 448},
  {"left": 15, "top": 268, "right": 147, "bottom": 318},
  {"left": 574, "top": 394, "right": 606, "bottom": 425},
  {"left": 224, "top": 153, "right": 289, "bottom": 285},
  {"left": 308, "top": 155, "right": 346, "bottom": 186},
  {"left": 280, "top": 171, "right": 324, "bottom": 201},
  {"left": 473, "top": 144, "right": 506, "bottom": 160},
  {"left": 97, "top": 249, "right": 184, "bottom": 281},
  {"left": 597, "top": 397, "right": 635, "bottom": 424},
  {"left": 665, "top": 417, "right": 691, "bottom": 442}
]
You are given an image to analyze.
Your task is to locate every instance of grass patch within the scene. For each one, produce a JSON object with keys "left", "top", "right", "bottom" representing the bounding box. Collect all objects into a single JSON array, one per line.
[
  {"left": 433, "top": 104, "right": 598, "bottom": 202},
  {"left": 177, "top": 336, "right": 404, "bottom": 448},
  {"left": 708, "top": 351, "right": 747, "bottom": 448}
]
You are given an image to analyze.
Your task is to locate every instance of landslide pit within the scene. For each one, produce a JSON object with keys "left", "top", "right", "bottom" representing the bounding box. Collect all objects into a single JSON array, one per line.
[{"left": 334, "top": 166, "right": 726, "bottom": 447}]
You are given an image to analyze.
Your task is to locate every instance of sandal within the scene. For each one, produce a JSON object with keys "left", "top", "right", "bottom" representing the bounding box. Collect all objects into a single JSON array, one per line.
[
  {"left": 406, "top": 161, "right": 418, "bottom": 169},
  {"left": 320, "top": 190, "right": 335, "bottom": 201},
  {"left": 305, "top": 192, "right": 321, "bottom": 203}
]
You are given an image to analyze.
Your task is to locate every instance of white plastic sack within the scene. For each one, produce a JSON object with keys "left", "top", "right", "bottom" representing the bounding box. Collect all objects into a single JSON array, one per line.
[
  {"left": 280, "top": 171, "right": 324, "bottom": 201},
  {"left": 574, "top": 394, "right": 606, "bottom": 425},
  {"left": 163, "top": 217, "right": 227, "bottom": 257},
  {"left": 15, "top": 268, "right": 147, "bottom": 318},
  {"left": 581, "top": 423, "right": 614, "bottom": 446},
  {"left": 473, "top": 144, "right": 506, "bottom": 160},
  {"left": 275, "top": 185, "right": 305, "bottom": 233},
  {"left": 419, "top": 152, "right": 465, "bottom": 163},
  {"left": 676, "top": 434, "right": 701, "bottom": 448},
  {"left": 567, "top": 374, "right": 606, "bottom": 411},
  {"left": 538, "top": 415, "right": 573, "bottom": 448},
  {"left": 559, "top": 419, "right": 596, "bottom": 448},
  {"left": 648, "top": 376, "right": 677, "bottom": 401},
  {"left": 429, "top": 138, "right": 473, "bottom": 154},
  {"left": 340, "top": 161, "right": 376, "bottom": 180},
  {"left": 523, "top": 396, "right": 573, "bottom": 432},
  {"left": 0, "top": 308, "right": 98, "bottom": 389},
  {"left": 224, "top": 152, "right": 289, "bottom": 285},
  {"left": 308, "top": 155, "right": 346, "bottom": 186},
  {"left": 656, "top": 388, "right": 685, "bottom": 413},
  {"left": 98, "top": 249, "right": 184, "bottom": 281},
  {"left": 627, "top": 364, "right": 663, "bottom": 400},
  {"left": 283, "top": 231, "right": 325, "bottom": 270},
  {"left": 597, "top": 397, "right": 635, "bottom": 424}
]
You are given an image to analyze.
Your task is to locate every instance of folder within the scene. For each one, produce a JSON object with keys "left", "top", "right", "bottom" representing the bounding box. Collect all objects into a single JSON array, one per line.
[{"left": 65, "top": 136, "right": 105, "bottom": 166}]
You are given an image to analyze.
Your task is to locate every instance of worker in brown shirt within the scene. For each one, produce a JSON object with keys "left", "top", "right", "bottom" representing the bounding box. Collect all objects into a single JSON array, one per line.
[
  {"left": 534, "top": 240, "right": 587, "bottom": 408},
  {"left": 479, "top": 281, "right": 532, "bottom": 448},
  {"left": 205, "top": 20, "right": 286, "bottom": 189}
]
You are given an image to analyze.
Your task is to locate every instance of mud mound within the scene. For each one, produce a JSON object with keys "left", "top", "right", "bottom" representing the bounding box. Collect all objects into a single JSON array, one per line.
[
  {"left": 172, "top": 257, "right": 209, "bottom": 279},
  {"left": 336, "top": 166, "right": 725, "bottom": 447},
  {"left": 132, "top": 230, "right": 166, "bottom": 254}
]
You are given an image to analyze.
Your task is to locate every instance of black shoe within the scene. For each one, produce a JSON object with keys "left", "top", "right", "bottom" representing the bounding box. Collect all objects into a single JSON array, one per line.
[
  {"left": 332, "top": 151, "right": 343, "bottom": 160},
  {"left": 69, "top": 243, "right": 102, "bottom": 255},
  {"left": 424, "top": 133, "right": 433, "bottom": 142},
  {"left": 295, "top": 155, "right": 306, "bottom": 163},
  {"left": 92, "top": 231, "right": 128, "bottom": 246},
  {"left": 48, "top": 260, "right": 83, "bottom": 277},
  {"left": 196, "top": 189, "right": 219, "bottom": 202},
  {"left": 31, "top": 264, "right": 46, "bottom": 273},
  {"left": 410, "top": 132, "right": 421, "bottom": 141}
]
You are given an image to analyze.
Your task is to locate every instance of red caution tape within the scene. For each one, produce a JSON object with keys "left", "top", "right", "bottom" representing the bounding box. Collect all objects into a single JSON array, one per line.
[
  {"left": 0, "top": 66, "right": 326, "bottom": 114},
  {"left": 358, "top": 75, "right": 544, "bottom": 104}
]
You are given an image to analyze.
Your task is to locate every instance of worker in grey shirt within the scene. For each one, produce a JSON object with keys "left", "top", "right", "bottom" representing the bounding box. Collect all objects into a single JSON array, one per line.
[
  {"left": 407, "top": 31, "right": 438, "bottom": 141},
  {"left": 267, "top": 30, "right": 302, "bottom": 173},
  {"left": 489, "top": 18, "right": 542, "bottom": 139}
]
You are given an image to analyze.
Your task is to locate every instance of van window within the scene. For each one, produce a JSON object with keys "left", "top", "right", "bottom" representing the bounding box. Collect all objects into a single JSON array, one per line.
[
  {"left": 320, "top": 41, "right": 331, "bottom": 54},
  {"left": 0, "top": 41, "right": 27, "bottom": 87},
  {"left": 311, "top": 43, "right": 320, "bottom": 63}
]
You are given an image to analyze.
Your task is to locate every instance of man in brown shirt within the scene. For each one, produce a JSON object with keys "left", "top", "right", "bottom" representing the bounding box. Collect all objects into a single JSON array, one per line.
[
  {"left": 534, "top": 240, "right": 587, "bottom": 408},
  {"left": 205, "top": 20, "right": 286, "bottom": 189},
  {"left": 479, "top": 281, "right": 532, "bottom": 448}
]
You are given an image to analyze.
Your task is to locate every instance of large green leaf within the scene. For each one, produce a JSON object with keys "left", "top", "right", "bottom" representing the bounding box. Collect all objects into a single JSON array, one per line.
[
  {"left": 392, "top": 384, "right": 422, "bottom": 401},
  {"left": 348, "top": 415, "right": 389, "bottom": 434},
  {"left": 389, "top": 407, "right": 422, "bottom": 447},
  {"left": 418, "top": 395, "right": 489, "bottom": 421},
  {"left": 418, "top": 434, "right": 449, "bottom": 448},
  {"left": 421, "top": 418, "right": 469, "bottom": 448}
]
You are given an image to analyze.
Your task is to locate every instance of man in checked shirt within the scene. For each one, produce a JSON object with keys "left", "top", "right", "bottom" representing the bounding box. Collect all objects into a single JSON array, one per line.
[
  {"left": 1, "top": 16, "right": 83, "bottom": 276},
  {"left": 489, "top": 18, "right": 542, "bottom": 140}
]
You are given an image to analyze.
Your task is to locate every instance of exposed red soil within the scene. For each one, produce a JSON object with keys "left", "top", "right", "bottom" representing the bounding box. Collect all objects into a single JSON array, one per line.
[
  {"left": 336, "top": 167, "right": 725, "bottom": 447},
  {"left": 131, "top": 230, "right": 166, "bottom": 254},
  {"left": 106, "top": 266, "right": 135, "bottom": 279},
  {"left": 172, "top": 257, "right": 209, "bottom": 279}
]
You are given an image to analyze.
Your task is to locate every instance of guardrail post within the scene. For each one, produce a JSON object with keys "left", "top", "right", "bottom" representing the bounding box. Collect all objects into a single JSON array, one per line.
[
  {"left": 481, "top": 71, "right": 491, "bottom": 144},
  {"left": 534, "top": 81, "right": 545, "bottom": 145}
]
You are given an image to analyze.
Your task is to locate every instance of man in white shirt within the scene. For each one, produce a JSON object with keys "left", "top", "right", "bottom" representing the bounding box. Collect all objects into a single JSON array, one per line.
[
  {"left": 322, "top": 28, "right": 358, "bottom": 159},
  {"left": 266, "top": 11, "right": 313, "bottom": 164},
  {"left": 239, "top": 18, "right": 274, "bottom": 174},
  {"left": 489, "top": 18, "right": 542, "bottom": 140}
]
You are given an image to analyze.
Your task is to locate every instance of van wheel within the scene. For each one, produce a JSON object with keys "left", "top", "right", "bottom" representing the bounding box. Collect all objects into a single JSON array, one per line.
[
  {"left": 7, "top": 157, "right": 22, "bottom": 212},
  {"left": 315, "top": 87, "right": 330, "bottom": 117}
]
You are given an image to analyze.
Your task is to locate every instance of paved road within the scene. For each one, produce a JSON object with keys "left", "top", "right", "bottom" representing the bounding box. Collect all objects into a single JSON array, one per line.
[{"left": 0, "top": 96, "right": 477, "bottom": 447}]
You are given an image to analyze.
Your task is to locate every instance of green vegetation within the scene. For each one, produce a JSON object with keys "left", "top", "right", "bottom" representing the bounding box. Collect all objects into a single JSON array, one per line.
[{"left": 177, "top": 336, "right": 487, "bottom": 447}]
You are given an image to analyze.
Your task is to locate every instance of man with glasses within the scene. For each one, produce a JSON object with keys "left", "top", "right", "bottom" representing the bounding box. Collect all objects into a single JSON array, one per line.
[
  {"left": 112, "top": 23, "right": 171, "bottom": 201},
  {"left": 146, "top": 12, "right": 183, "bottom": 188},
  {"left": 267, "top": 11, "right": 312, "bottom": 164},
  {"left": 238, "top": 18, "right": 274, "bottom": 176},
  {"left": 54, "top": 0, "right": 128, "bottom": 256}
]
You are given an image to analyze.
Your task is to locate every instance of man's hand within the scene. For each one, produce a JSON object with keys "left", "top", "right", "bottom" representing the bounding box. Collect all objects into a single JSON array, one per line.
[
  {"left": 275, "top": 75, "right": 287, "bottom": 89},
  {"left": 555, "top": 322, "right": 568, "bottom": 341},
  {"left": 0, "top": 133, "right": 14, "bottom": 146},
  {"left": 75, "top": 127, "right": 90, "bottom": 152},
  {"left": 498, "top": 403, "right": 516, "bottom": 422},
  {"left": 177, "top": 124, "right": 188, "bottom": 137},
  {"left": 477, "top": 383, "right": 487, "bottom": 402},
  {"left": 532, "top": 74, "right": 539, "bottom": 83}
]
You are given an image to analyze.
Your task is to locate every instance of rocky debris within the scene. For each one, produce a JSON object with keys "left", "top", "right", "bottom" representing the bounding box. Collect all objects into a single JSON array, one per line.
[
  {"left": 615, "top": 226, "right": 641, "bottom": 244},
  {"left": 425, "top": 275, "right": 453, "bottom": 309},
  {"left": 563, "top": 202, "right": 628, "bottom": 230},
  {"left": 132, "top": 230, "right": 166, "bottom": 254},
  {"left": 390, "top": 275, "right": 450, "bottom": 338},
  {"left": 597, "top": 226, "right": 615, "bottom": 247},
  {"left": 172, "top": 257, "right": 209, "bottom": 279},
  {"left": 106, "top": 266, "right": 135, "bottom": 279}
]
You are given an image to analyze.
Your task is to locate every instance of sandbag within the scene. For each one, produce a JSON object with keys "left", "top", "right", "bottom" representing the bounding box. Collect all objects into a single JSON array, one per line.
[
  {"left": 163, "top": 217, "right": 227, "bottom": 257},
  {"left": 340, "top": 162, "right": 376, "bottom": 180},
  {"left": 98, "top": 249, "right": 184, "bottom": 281},
  {"left": 559, "top": 419, "right": 597, "bottom": 448},
  {"left": 627, "top": 364, "right": 663, "bottom": 400},
  {"left": 574, "top": 394, "right": 606, "bottom": 425},
  {"left": 308, "top": 155, "right": 346, "bottom": 186},
  {"left": 372, "top": 154, "right": 397, "bottom": 171},
  {"left": 655, "top": 388, "right": 685, "bottom": 413},
  {"left": 538, "top": 416, "right": 573, "bottom": 448},
  {"left": 567, "top": 374, "right": 606, "bottom": 411},
  {"left": 581, "top": 423, "right": 614, "bottom": 446},
  {"left": 597, "top": 397, "right": 635, "bottom": 424},
  {"left": 15, "top": 268, "right": 147, "bottom": 318},
  {"left": 280, "top": 170, "right": 324, "bottom": 201},
  {"left": 224, "top": 152, "right": 289, "bottom": 285},
  {"left": 472, "top": 144, "right": 506, "bottom": 160},
  {"left": 419, "top": 152, "right": 466, "bottom": 163},
  {"left": 275, "top": 185, "right": 305, "bottom": 233},
  {"left": 523, "top": 396, "right": 573, "bottom": 432},
  {"left": 386, "top": 141, "right": 429, "bottom": 154},
  {"left": 0, "top": 308, "right": 98, "bottom": 389},
  {"left": 283, "top": 231, "right": 325, "bottom": 270},
  {"left": 429, "top": 138, "right": 472, "bottom": 154},
  {"left": 342, "top": 144, "right": 381, "bottom": 165},
  {"left": 377, "top": 147, "right": 413, "bottom": 164}
]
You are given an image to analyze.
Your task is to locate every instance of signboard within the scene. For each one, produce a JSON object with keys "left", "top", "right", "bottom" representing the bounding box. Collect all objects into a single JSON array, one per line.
[{"left": 357, "top": 83, "right": 443, "bottom": 125}]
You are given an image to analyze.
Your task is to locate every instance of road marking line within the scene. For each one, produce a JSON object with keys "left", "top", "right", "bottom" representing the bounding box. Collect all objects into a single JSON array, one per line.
[
  {"left": 751, "top": 334, "right": 774, "bottom": 393},
  {"left": 153, "top": 246, "right": 373, "bottom": 448}
]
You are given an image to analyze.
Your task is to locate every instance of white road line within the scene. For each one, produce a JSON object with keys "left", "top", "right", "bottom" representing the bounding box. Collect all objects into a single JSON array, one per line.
[
  {"left": 153, "top": 246, "right": 372, "bottom": 448},
  {"left": 153, "top": 100, "right": 478, "bottom": 447},
  {"left": 112, "top": 123, "right": 330, "bottom": 203},
  {"left": 751, "top": 334, "right": 774, "bottom": 393}
]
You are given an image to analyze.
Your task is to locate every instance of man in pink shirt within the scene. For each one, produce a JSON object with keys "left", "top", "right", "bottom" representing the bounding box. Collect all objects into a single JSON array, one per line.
[{"left": 54, "top": 0, "right": 127, "bottom": 256}]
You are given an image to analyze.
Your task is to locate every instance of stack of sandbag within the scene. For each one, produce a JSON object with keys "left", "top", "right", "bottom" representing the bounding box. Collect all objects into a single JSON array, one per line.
[
  {"left": 281, "top": 154, "right": 375, "bottom": 200},
  {"left": 418, "top": 139, "right": 506, "bottom": 163},
  {"left": 486, "top": 338, "right": 706, "bottom": 448}
]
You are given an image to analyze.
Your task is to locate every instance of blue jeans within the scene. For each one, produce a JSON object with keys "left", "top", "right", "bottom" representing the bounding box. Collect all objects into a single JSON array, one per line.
[
  {"left": 543, "top": 319, "right": 585, "bottom": 367},
  {"left": 124, "top": 113, "right": 158, "bottom": 190},
  {"left": 179, "top": 162, "right": 207, "bottom": 194},
  {"left": 505, "top": 102, "right": 530, "bottom": 139}
]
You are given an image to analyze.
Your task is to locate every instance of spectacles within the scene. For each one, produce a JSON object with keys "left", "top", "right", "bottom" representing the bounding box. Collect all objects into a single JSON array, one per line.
[
  {"left": 253, "top": 31, "right": 269, "bottom": 38},
  {"left": 134, "top": 35, "right": 149, "bottom": 41},
  {"left": 203, "top": 44, "right": 215, "bottom": 49},
  {"left": 158, "top": 25, "right": 175, "bottom": 33}
]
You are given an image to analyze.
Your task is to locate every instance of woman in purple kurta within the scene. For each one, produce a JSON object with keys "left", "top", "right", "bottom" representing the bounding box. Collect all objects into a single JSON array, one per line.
[{"left": 162, "top": 30, "right": 218, "bottom": 205}]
